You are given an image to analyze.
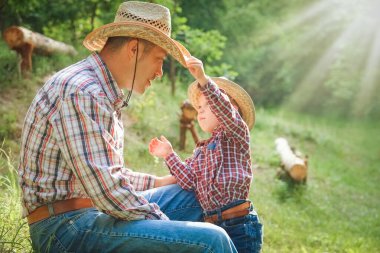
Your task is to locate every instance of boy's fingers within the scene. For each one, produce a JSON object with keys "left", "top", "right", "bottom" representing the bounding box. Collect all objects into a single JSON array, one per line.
[{"left": 149, "top": 138, "right": 160, "bottom": 152}]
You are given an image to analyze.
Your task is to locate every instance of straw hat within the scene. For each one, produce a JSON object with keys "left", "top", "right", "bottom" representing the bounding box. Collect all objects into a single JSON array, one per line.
[
  {"left": 188, "top": 77, "right": 256, "bottom": 130},
  {"left": 83, "top": 1, "right": 190, "bottom": 67}
]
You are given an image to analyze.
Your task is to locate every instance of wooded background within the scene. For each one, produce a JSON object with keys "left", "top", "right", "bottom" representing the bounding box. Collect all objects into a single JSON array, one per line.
[{"left": 1, "top": 0, "right": 379, "bottom": 118}]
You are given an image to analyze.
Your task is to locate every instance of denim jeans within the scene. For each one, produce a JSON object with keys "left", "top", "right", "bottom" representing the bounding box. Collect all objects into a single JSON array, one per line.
[
  {"left": 29, "top": 184, "right": 237, "bottom": 253},
  {"left": 204, "top": 200, "right": 263, "bottom": 253}
]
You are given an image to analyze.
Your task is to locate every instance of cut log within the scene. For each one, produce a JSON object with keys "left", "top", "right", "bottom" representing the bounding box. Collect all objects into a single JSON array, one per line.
[
  {"left": 3, "top": 26, "right": 77, "bottom": 55},
  {"left": 275, "top": 137, "right": 307, "bottom": 183},
  {"left": 2, "top": 26, "right": 77, "bottom": 77},
  {"left": 179, "top": 100, "right": 199, "bottom": 150}
]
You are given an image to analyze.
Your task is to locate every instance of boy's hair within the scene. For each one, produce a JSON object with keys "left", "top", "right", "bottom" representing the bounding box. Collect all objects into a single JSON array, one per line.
[{"left": 104, "top": 36, "right": 156, "bottom": 54}]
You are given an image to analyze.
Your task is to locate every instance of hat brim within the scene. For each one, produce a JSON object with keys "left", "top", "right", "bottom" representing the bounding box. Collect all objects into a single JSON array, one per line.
[
  {"left": 83, "top": 21, "right": 190, "bottom": 67},
  {"left": 188, "top": 77, "right": 255, "bottom": 130}
]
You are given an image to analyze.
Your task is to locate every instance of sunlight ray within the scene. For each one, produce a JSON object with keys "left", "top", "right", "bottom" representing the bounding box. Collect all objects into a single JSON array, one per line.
[
  {"left": 352, "top": 27, "right": 380, "bottom": 116},
  {"left": 286, "top": 18, "right": 364, "bottom": 108},
  {"left": 281, "top": 0, "right": 333, "bottom": 32}
]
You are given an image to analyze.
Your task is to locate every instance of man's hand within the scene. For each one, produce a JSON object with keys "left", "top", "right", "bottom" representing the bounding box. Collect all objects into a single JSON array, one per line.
[
  {"left": 149, "top": 136, "right": 174, "bottom": 159},
  {"left": 154, "top": 175, "right": 177, "bottom": 187},
  {"left": 186, "top": 56, "right": 209, "bottom": 87}
]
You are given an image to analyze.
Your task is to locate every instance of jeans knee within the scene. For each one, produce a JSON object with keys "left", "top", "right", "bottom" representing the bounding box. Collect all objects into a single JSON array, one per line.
[{"left": 204, "top": 224, "right": 237, "bottom": 252}]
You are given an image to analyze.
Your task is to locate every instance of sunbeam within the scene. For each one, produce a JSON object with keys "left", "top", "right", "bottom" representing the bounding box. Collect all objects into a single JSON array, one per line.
[{"left": 279, "top": 0, "right": 380, "bottom": 117}]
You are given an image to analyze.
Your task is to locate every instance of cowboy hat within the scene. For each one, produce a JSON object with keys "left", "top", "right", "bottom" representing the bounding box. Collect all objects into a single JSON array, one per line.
[
  {"left": 83, "top": 1, "right": 190, "bottom": 67},
  {"left": 188, "top": 77, "right": 256, "bottom": 130}
]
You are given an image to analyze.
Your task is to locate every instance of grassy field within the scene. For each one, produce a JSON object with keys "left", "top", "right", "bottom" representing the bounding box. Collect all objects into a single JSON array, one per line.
[
  {"left": 126, "top": 84, "right": 380, "bottom": 253},
  {"left": 0, "top": 48, "right": 379, "bottom": 252}
]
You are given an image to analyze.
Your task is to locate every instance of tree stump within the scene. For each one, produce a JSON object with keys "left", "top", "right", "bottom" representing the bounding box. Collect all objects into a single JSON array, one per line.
[
  {"left": 179, "top": 100, "right": 199, "bottom": 150},
  {"left": 275, "top": 137, "right": 308, "bottom": 183},
  {"left": 2, "top": 26, "right": 77, "bottom": 77}
]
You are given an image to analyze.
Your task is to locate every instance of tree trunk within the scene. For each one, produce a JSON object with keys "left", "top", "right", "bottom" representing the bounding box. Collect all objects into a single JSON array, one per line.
[
  {"left": 90, "top": 2, "right": 98, "bottom": 32},
  {"left": 179, "top": 100, "right": 199, "bottom": 150},
  {"left": 275, "top": 137, "right": 307, "bottom": 183},
  {"left": 2, "top": 26, "right": 77, "bottom": 77},
  {"left": 169, "top": 56, "right": 176, "bottom": 96}
]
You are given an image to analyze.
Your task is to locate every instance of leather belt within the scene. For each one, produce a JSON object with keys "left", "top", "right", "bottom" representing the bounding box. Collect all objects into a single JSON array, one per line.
[
  {"left": 27, "top": 198, "right": 94, "bottom": 225},
  {"left": 204, "top": 201, "right": 251, "bottom": 224}
]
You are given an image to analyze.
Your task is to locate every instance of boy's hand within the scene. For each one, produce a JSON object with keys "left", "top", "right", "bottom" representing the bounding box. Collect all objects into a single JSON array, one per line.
[
  {"left": 149, "top": 136, "right": 174, "bottom": 159},
  {"left": 186, "top": 56, "right": 209, "bottom": 87}
]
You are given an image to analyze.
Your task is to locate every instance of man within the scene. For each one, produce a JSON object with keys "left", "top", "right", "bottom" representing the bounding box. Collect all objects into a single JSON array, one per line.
[{"left": 18, "top": 1, "right": 237, "bottom": 252}]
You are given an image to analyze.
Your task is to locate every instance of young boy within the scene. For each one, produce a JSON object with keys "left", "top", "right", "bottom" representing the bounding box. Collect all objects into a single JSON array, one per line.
[{"left": 149, "top": 56, "right": 263, "bottom": 253}]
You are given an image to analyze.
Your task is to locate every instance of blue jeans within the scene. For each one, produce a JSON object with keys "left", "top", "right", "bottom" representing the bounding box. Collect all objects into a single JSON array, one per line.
[
  {"left": 204, "top": 200, "right": 263, "bottom": 253},
  {"left": 29, "top": 184, "right": 237, "bottom": 253}
]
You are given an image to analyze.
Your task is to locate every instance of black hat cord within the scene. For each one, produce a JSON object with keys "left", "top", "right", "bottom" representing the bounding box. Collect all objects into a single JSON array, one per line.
[{"left": 123, "top": 39, "right": 139, "bottom": 108}]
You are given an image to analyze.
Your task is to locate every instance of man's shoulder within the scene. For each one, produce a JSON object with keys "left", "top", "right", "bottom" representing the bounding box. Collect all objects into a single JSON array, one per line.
[{"left": 47, "top": 58, "right": 102, "bottom": 98}]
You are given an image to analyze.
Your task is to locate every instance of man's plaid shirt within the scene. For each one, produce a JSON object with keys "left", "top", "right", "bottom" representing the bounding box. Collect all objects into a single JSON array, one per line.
[
  {"left": 18, "top": 53, "right": 167, "bottom": 220},
  {"left": 166, "top": 81, "right": 253, "bottom": 211}
]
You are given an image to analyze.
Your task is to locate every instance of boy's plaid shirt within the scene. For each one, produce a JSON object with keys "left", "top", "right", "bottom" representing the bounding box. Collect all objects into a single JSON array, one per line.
[
  {"left": 18, "top": 53, "right": 167, "bottom": 221},
  {"left": 166, "top": 81, "right": 253, "bottom": 211}
]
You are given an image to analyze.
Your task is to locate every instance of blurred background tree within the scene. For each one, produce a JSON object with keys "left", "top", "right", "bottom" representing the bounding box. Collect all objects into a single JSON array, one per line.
[{"left": 1, "top": 0, "right": 379, "bottom": 119}]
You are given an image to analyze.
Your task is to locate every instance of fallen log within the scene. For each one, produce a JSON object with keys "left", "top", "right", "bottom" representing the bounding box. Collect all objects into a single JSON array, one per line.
[
  {"left": 2, "top": 26, "right": 77, "bottom": 77},
  {"left": 179, "top": 100, "right": 199, "bottom": 150},
  {"left": 275, "top": 137, "right": 308, "bottom": 183}
]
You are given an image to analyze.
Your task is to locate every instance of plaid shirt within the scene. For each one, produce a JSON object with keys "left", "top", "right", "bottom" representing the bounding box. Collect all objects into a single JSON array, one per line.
[
  {"left": 166, "top": 81, "right": 252, "bottom": 211},
  {"left": 18, "top": 53, "right": 167, "bottom": 221}
]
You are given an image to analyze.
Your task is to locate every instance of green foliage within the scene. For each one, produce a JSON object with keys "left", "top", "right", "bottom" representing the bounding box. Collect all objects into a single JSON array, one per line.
[
  {"left": 0, "top": 41, "right": 20, "bottom": 84},
  {"left": 180, "top": 28, "right": 238, "bottom": 81},
  {"left": 1, "top": 0, "right": 121, "bottom": 42},
  {"left": 178, "top": 0, "right": 380, "bottom": 119},
  {"left": 0, "top": 148, "right": 32, "bottom": 252},
  {"left": 2, "top": 0, "right": 379, "bottom": 119}
]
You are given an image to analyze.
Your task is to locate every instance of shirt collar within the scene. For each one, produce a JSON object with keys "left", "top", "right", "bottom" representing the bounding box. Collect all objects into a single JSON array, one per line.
[
  {"left": 86, "top": 52, "right": 125, "bottom": 110},
  {"left": 196, "top": 125, "right": 223, "bottom": 147},
  {"left": 212, "top": 125, "right": 223, "bottom": 136}
]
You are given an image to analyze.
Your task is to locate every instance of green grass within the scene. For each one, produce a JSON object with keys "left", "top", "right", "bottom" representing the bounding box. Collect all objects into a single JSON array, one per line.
[
  {"left": 0, "top": 148, "right": 32, "bottom": 252},
  {"left": 0, "top": 50, "right": 379, "bottom": 252},
  {"left": 126, "top": 84, "right": 380, "bottom": 252},
  {"left": 250, "top": 111, "right": 380, "bottom": 252}
]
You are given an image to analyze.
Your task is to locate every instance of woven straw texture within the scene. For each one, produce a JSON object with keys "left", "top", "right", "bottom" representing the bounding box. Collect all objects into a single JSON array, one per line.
[{"left": 83, "top": 1, "right": 190, "bottom": 66}]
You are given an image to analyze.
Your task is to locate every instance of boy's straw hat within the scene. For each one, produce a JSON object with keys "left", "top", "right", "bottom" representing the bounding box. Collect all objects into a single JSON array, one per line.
[
  {"left": 83, "top": 1, "right": 190, "bottom": 67},
  {"left": 188, "top": 77, "right": 256, "bottom": 130}
]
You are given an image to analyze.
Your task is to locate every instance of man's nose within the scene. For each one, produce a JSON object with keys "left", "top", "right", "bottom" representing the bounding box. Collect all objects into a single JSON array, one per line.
[{"left": 155, "top": 65, "right": 163, "bottom": 78}]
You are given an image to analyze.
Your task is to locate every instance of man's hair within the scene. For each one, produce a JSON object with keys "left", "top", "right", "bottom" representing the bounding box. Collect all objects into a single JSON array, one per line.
[{"left": 104, "top": 36, "right": 156, "bottom": 54}]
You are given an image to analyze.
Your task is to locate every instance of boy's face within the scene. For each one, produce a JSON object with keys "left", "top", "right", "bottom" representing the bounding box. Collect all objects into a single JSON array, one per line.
[{"left": 196, "top": 94, "right": 220, "bottom": 133}]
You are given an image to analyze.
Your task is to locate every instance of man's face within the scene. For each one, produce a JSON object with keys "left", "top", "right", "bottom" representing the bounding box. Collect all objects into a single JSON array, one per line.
[
  {"left": 133, "top": 45, "right": 167, "bottom": 94},
  {"left": 196, "top": 94, "right": 220, "bottom": 133}
]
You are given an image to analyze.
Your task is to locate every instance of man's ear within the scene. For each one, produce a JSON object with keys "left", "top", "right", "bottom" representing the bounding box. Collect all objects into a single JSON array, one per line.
[{"left": 125, "top": 39, "right": 139, "bottom": 59}]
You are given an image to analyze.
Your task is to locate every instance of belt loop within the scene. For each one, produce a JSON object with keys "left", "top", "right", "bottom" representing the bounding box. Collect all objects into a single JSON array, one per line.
[
  {"left": 217, "top": 209, "right": 222, "bottom": 223},
  {"left": 47, "top": 203, "right": 55, "bottom": 217},
  {"left": 203, "top": 210, "right": 207, "bottom": 221}
]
